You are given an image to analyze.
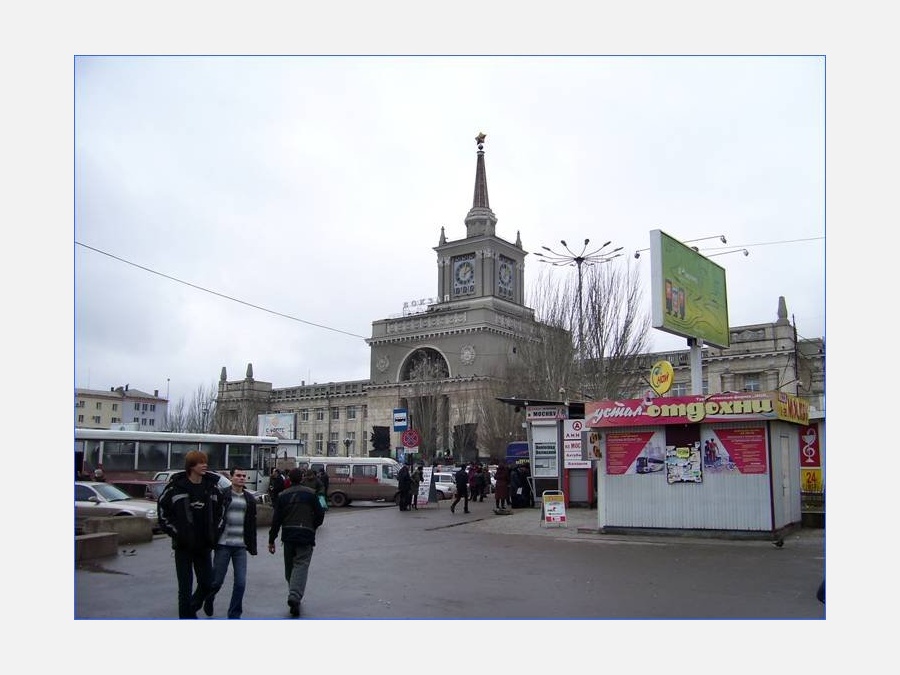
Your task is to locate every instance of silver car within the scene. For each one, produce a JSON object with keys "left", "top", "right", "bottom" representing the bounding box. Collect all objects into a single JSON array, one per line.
[
  {"left": 75, "top": 481, "right": 159, "bottom": 534},
  {"left": 432, "top": 472, "right": 458, "bottom": 500}
]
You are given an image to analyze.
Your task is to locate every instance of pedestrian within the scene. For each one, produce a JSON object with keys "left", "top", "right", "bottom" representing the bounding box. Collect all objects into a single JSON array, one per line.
[
  {"left": 410, "top": 464, "right": 424, "bottom": 510},
  {"left": 397, "top": 463, "right": 413, "bottom": 511},
  {"left": 269, "top": 468, "right": 285, "bottom": 501},
  {"left": 157, "top": 450, "right": 227, "bottom": 619},
  {"left": 510, "top": 463, "right": 524, "bottom": 508},
  {"left": 203, "top": 466, "right": 258, "bottom": 619},
  {"left": 467, "top": 463, "right": 478, "bottom": 500},
  {"left": 450, "top": 464, "right": 470, "bottom": 514},
  {"left": 493, "top": 463, "right": 510, "bottom": 510},
  {"left": 92, "top": 467, "right": 106, "bottom": 482},
  {"left": 475, "top": 465, "right": 487, "bottom": 502},
  {"left": 268, "top": 467, "right": 326, "bottom": 617},
  {"left": 318, "top": 468, "right": 330, "bottom": 501}
]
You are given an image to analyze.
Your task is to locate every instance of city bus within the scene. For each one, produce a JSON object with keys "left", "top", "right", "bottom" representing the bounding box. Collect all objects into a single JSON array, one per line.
[{"left": 74, "top": 428, "right": 281, "bottom": 492}]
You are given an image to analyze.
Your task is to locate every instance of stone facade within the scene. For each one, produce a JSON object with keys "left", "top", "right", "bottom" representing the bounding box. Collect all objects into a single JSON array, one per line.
[{"left": 213, "top": 135, "right": 824, "bottom": 459}]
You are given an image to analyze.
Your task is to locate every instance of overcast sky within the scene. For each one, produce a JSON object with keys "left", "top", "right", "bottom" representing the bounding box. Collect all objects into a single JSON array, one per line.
[{"left": 73, "top": 55, "right": 824, "bottom": 404}]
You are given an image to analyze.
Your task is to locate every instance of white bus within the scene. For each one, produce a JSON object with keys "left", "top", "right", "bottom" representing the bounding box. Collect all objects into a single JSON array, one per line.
[{"left": 74, "top": 428, "right": 280, "bottom": 492}]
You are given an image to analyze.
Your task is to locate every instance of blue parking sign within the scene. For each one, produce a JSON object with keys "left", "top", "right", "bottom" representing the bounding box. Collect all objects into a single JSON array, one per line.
[{"left": 393, "top": 408, "right": 408, "bottom": 432}]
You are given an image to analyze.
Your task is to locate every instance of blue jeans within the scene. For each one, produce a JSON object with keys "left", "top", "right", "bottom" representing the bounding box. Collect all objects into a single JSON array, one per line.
[
  {"left": 174, "top": 547, "right": 213, "bottom": 619},
  {"left": 282, "top": 542, "right": 314, "bottom": 603},
  {"left": 210, "top": 545, "right": 248, "bottom": 619}
]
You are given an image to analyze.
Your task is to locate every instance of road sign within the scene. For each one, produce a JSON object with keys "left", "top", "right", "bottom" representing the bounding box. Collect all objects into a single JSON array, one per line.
[
  {"left": 393, "top": 409, "right": 408, "bottom": 432},
  {"left": 401, "top": 429, "right": 420, "bottom": 448},
  {"left": 540, "top": 490, "right": 567, "bottom": 528}
]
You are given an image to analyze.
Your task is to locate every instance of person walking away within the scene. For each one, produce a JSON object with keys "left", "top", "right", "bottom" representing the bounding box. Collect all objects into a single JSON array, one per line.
[
  {"left": 410, "top": 464, "right": 424, "bottom": 509},
  {"left": 397, "top": 463, "right": 413, "bottom": 511},
  {"left": 450, "top": 464, "right": 470, "bottom": 514},
  {"left": 467, "top": 463, "right": 478, "bottom": 501},
  {"left": 494, "top": 463, "right": 510, "bottom": 510},
  {"left": 318, "top": 468, "right": 330, "bottom": 502},
  {"left": 268, "top": 467, "right": 326, "bottom": 617},
  {"left": 204, "top": 466, "right": 258, "bottom": 619},
  {"left": 269, "top": 468, "right": 285, "bottom": 501},
  {"left": 510, "top": 464, "right": 523, "bottom": 508},
  {"left": 157, "top": 450, "right": 227, "bottom": 619},
  {"left": 475, "top": 465, "right": 487, "bottom": 502}
]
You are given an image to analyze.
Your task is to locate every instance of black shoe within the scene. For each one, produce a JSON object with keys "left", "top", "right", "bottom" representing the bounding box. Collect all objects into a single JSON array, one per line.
[
  {"left": 203, "top": 597, "right": 214, "bottom": 617},
  {"left": 464, "top": 509, "right": 470, "bottom": 514},
  {"left": 288, "top": 598, "right": 301, "bottom": 617},
  {"left": 450, "top": 504, "right": 455, "bottom": 513}
]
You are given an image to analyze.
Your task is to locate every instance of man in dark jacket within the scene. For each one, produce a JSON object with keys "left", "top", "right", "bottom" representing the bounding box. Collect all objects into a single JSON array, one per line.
[
  {"left": 450, "top": 464, "right": 470, "bottom": 514},
  {"left": 203, "top": 466, "right": 258, "bottom": 619},
  {"left": 268, "top": 467, "right": 326, "bottom": 617},
  {"left": 157, "top": 450, "right": 227, "bottom": 619},
  {"left": 397, "top": 464, "right": 412, "bottom": 511}
]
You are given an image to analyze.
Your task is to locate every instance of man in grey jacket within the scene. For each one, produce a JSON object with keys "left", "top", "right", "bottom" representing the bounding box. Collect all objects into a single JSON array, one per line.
[{"left": 268, "top": 468, "right": 326, "bottom": 617}]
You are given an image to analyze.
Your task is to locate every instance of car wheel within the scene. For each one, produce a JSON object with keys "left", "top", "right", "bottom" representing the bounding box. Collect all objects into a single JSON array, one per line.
[
  {"left": 329, "top": 492, "right": 348, "bottom": 508},
  {"left": 436, "top": 490, "right": 445, "bottom": 500}
]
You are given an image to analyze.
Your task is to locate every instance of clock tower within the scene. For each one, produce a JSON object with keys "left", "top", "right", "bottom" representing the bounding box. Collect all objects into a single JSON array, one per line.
[{"left": 435, "top": 133, "right": 527, "bottom": 307}]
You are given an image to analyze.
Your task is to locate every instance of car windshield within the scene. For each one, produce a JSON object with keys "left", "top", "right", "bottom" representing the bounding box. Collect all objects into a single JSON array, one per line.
[{"left": 93, "top": 483, "right": 132, "bottom": 502}]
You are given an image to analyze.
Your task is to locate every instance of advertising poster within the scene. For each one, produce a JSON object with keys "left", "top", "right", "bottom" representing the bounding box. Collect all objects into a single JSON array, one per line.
[
  {"left": 712, "top": 427, "right": 767, "bottom": 474},
  {"left": 666, "top": 443, "right": 703, "bottom": 483},
  {"left": 418, "top": 466, "right": 434, "bottom": 504},
  {"left": 605, "top": 431, "right": 661, "bottom": 475},
  {"left": 533, "top": 441, "right": 558, "bottom": 477},
  {"left": 258, "top": 412, "right": 296, "bottom": 440}
]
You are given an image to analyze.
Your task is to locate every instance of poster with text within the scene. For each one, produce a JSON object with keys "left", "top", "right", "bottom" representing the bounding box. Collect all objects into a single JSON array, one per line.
[
  {"left": 713, "top": 427, "right": 767, "bottom": 474},
  {"left": 605, "top": 431, "right": 662, "bottom": 475},
  {"left": 666, "top": 443, "right": 703, "bottom": 483}
]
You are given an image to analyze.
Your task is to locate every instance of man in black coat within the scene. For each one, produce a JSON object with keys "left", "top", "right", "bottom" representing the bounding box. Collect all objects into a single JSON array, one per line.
[
  {"left": 450, "top": 464, "right": 470, "bottom": 514},
  {"left": 397, "top": 464, "right": 413, "bottom": 511}
]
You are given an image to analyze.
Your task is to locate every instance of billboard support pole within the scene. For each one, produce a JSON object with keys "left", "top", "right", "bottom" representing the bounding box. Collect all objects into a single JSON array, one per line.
[{"left": 688, "top": 337, "right": 703, "bottom": 394}]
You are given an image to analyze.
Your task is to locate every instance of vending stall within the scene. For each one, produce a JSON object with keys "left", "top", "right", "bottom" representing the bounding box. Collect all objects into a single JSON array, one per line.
[{"left": 585, "top": 391, "right": 809, "bottom": 538}]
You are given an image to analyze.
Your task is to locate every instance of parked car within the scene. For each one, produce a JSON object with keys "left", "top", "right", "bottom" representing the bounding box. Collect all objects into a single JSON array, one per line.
[
  {"left": 110, "top": 479, "right": 167, "bottom": 502},
  {"left": 432, "top": 472, "right": 458, "bottom": 500},
  {"left": 75, "top": 481, "right": 160, "bottom": 534}
]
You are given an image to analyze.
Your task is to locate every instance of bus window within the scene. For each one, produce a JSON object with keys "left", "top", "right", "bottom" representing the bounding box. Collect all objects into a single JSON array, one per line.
[
  {"left": 137, "top": 440, "right": 168, "bottom": 471},
  {"left": 228, "top": 443, "right": 252, "bottom": 470},
  {"left": 170, "top": 442, "right": 196, "bottom": 470},
  {"left": 103, "top": 441, "right": 137, "bottom": 471}
]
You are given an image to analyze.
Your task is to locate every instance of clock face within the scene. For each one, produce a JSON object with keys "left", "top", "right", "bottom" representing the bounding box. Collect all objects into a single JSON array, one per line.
[
  {"left": 454, "top": 260, "right": 474, "bottom": 285},
  {"left": 499, "top": 261, "right": 512, "bottom": 285}
]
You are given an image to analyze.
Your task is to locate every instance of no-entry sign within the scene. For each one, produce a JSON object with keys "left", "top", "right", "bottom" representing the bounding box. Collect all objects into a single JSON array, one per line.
[{"left": 401, "top": 429, "right": 421, "bottom": 448}]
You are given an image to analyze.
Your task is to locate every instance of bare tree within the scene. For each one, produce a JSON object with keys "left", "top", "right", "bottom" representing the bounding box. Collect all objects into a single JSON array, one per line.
[
  {"left": 163, "top": 383, "right": 219, "bottom": 432},
  {"left": 474, "top": 378, "right": 527, "bottom": 462},
  {"left": 404, "top": 349, "right": 449, "bottom": 460},
  {"left": 523, "top": 259, "right": 651, "bottom": 401},
  {"left": 579, "top": 259, "right": 652, "bottom": 398}
]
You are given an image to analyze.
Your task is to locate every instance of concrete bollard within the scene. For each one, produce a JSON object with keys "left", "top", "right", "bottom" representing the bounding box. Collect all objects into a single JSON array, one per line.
[
  {"left": 83, "top": 516, "right": 154, "bottom": 544},
  {"left": 75, "top": 532, "right": 119, "bottom": 561}
]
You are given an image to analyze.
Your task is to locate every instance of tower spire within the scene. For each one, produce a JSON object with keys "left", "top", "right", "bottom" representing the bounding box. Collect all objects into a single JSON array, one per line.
[{"left": 465, "top": 132, "right": 498, "bottom": 237}]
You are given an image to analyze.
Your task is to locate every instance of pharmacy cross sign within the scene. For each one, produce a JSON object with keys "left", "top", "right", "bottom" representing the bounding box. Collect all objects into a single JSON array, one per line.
[{"left": 401, "top": 429, "right": 421, "bottom": 448}]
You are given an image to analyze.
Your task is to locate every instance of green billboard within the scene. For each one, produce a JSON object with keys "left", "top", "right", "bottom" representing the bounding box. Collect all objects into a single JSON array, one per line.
[{"left": 649, "top": 229, "right": 730, "bottom": 348}]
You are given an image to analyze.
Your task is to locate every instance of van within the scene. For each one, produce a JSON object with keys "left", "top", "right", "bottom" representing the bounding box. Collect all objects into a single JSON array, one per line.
[{"left": 292, "top": 456, "right": 402, "bottom": 508}]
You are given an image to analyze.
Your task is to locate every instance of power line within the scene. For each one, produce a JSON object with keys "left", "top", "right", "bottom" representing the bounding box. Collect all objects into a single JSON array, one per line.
[
  {"left": 75, "top": 241, "right": 369, "bottom": 340},
  {"left": 701, "top": 236, "right": 823, "bottom": 252}
]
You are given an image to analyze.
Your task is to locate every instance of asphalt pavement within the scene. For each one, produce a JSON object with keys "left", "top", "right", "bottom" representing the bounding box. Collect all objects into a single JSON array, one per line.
[{"left": 75, "top": 496, "right": 826, "bottom": 620}]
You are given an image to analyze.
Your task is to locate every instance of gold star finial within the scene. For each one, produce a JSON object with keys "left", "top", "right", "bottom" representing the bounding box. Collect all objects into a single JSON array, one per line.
[{"left": 475, "top": 132, "right": 486, "bottom": 145}]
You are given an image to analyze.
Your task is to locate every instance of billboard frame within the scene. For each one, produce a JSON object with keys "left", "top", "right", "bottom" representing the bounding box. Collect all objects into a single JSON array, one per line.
[{"left": 649, "top": 229, "right": 730, "bottom": 348}]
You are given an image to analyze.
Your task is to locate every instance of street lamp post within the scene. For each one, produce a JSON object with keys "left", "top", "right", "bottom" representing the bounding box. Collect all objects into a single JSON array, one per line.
[
  {"left": 533, "top": 238, "right": 623, "bottom": 356},
  {"left": 343, "top": 438, "right": 352, "bottom": 457}
]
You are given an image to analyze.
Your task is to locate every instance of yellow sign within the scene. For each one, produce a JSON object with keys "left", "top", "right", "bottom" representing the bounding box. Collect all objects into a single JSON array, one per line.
[
  {"left": 801, "top": 469, "right": 823, "bottom": 493},
  {"left": 649, "top": 360, "right": 675, "bottom": 396}
]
